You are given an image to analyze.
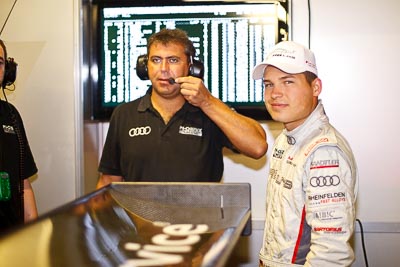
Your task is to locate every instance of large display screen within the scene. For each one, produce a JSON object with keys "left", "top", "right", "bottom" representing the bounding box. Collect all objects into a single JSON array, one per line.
[{"left": 86, "top": 0, "right": 290, "bottom": 120}]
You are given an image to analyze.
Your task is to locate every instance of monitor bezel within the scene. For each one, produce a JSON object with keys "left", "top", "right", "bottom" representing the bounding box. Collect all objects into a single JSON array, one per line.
[{"left": 85, "top": 0, "right": 290, "bottom": 121}]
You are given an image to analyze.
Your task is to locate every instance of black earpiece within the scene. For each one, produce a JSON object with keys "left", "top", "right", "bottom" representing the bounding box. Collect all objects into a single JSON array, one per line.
[
  {"left": 2, "top": 58, "right": 17, "bottom": 88},
  {"left": 189, "top": 58, "right": 204, "bottom": 80},
  {"left": 136, "top": 54, "right": 204, "bottom": 80},
  {"left": 136, "top": 55, "right": 149, "bottom": 80}
]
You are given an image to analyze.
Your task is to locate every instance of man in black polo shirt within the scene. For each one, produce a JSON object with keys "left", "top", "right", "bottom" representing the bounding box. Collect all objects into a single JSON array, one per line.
[
  {"left": 97, "top": 28, "right": 268, "bottom": 187},
  {"left": 0, "top": 40, "right": 38, "bottom": 233}
]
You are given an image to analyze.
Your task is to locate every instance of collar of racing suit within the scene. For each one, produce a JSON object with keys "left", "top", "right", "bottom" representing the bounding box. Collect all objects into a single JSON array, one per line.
[{"left": 283, "top": 100, "right": 328, "bottom": 145}]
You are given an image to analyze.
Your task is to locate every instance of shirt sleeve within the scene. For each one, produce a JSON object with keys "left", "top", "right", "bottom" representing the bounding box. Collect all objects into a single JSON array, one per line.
[{"left": 304, "top": 146, "right": 357, "bottom": 267}]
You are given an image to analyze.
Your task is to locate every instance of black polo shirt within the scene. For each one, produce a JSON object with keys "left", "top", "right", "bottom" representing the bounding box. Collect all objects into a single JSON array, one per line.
[
  {"left": 0, "top": 100, "right": 37, "bottom": 231},
  {"left": 99, "top": 90, "right": 233, "bottom": 182}
]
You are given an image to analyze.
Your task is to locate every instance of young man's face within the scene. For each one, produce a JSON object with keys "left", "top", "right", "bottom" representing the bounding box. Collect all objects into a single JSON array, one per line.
[
  {"left": 0, "top": 46, "right": 5, "bottom": 87},
  {"left": 263, "top": 66, "right": 321, "bottom": 131},
  {"left": 147, "top": 41, "right": 190, "bottom": 99}
]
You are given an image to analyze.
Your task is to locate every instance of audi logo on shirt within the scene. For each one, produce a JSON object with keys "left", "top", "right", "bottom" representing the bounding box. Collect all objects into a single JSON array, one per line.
[
  {"left": 129, "top": 126, "right": 151, "bottom": 137},
  {"left": 310, "top": 175, "right": 340, "bottom": 187}
]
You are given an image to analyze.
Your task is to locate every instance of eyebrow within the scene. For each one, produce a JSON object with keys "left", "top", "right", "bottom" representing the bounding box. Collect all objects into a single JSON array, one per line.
[
  {"left": 150, "top": 55, "right": 180, "bottom": 59},
  {"left": 263, "top": 74, "right": 296, "bottom": 82},
  {"left": 279, "top": 74, "right": 296, "bottom": 79}
]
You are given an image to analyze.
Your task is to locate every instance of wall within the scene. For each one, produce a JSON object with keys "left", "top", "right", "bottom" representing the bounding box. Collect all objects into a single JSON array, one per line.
[
  {"left": 1, "top": 0, "right": 399, "bottom": 266},
  {"left": 308, "top": 0, "right": 400, "bottom": 223}
]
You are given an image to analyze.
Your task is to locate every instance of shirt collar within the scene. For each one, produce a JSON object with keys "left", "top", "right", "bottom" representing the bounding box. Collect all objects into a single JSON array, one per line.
[
  {"left": 137, "top": 87, "right": 152, "bottom": 112},
  {"left": 137, "top": 86, "right": 200, "bottom": 114}
]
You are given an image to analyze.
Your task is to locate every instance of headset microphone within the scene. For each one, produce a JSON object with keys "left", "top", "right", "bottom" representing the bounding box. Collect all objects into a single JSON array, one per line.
[{"left": 168, "top": 78, "right": 176, "bottom": 84}]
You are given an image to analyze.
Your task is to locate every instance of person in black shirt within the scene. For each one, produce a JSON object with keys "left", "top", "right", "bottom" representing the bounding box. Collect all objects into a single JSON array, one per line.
[
  {"left": 97, "top": 28, "right": 268, "bottom": 187},
  {"left": 0, "top": 39, "right": 38, "bottom": 233}
]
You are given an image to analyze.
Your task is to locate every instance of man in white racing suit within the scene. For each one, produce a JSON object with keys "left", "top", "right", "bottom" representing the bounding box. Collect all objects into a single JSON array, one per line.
[{"left": 252, "top": 41, "right": 358, "bottom": 266}]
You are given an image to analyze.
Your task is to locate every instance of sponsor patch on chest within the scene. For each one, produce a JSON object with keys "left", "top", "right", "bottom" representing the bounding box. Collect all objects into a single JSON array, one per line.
[
  {"left": 310, "top": 159, "right": 339, "bottom": 170},
  {"left": 179, "top": 126, "right": 202, "bottom": 137}
]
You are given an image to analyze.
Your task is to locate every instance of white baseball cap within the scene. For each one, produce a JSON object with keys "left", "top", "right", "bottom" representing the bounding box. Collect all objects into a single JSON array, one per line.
[{"left": 252, "top": 41, "right": 318, "bottom": 80}]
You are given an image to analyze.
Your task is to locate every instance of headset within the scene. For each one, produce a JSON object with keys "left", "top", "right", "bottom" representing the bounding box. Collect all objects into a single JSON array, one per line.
[
  {"left": 2, "top": 57, "right": 18, "bottom": 88},
  {"left": 136, "top": 54, "right": 204, "bottom": 80}
]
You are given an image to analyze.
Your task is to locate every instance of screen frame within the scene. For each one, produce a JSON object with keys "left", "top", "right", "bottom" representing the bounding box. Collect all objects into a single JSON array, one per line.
[{"left": 84, "top": 0, "right": 290, "bottom": 121}]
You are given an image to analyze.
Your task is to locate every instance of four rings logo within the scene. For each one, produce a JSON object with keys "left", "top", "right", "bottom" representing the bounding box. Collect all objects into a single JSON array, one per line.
[
  {"left": 129, "top": 126, "right": 151, "bottom": 137},
  {"left": 310, "top": 175, "right": 340, "bottom": 187}
]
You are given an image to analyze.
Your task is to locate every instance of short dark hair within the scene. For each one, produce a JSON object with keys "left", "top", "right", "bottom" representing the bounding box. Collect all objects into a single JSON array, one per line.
[
  {"left": 304, "top": 71, "right": 318, "bottom": 85},
  {"left": 0, "top": 39, "right": 7, "bottom": 60},
  {"left": 147, "top": 28, "right": 196, "bottom": 62}
]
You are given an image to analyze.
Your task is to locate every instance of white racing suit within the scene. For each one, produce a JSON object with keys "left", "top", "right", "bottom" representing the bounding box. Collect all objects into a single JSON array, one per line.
[{"left": 260, "top": 101, "right": 358, "bottom": 267}]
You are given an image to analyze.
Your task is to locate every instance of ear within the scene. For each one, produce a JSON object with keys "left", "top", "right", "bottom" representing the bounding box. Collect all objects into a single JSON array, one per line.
[{"left": 312, "top": 78, "right": 322, "bottom": 97}]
